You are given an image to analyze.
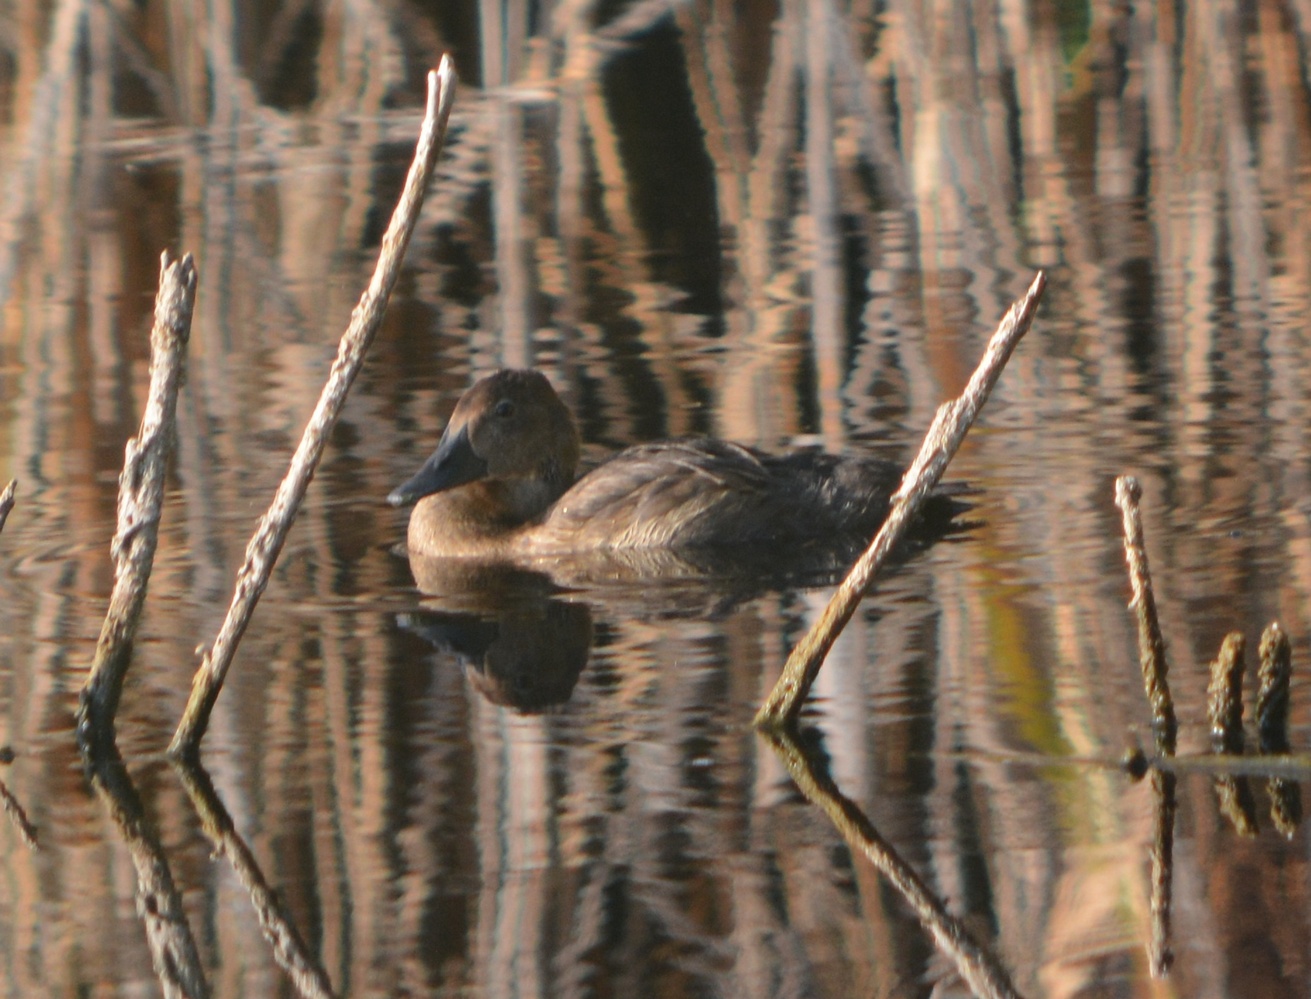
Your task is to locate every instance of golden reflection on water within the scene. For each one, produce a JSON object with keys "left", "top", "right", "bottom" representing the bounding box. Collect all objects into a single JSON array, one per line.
[{"left": 2, "top": 1, "right": 1311, "bottom": 996}]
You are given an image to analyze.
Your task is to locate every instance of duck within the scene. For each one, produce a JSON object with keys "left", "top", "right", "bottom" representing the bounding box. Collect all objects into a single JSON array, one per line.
[{"left": 388, "top": 368, "right": 921, "bottom": 560}]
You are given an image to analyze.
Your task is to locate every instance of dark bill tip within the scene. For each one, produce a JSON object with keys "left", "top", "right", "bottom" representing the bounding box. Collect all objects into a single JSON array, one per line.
[{"left": 388, "top": 424, "right": 488, "bottom": 507}]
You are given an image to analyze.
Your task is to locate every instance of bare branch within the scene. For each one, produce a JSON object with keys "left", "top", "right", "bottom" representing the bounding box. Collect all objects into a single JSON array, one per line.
[
  {"left": 755, "top": 272, "right": 1046, "bottom": 728},
  {"left": 170, "top": 59, "right": 458, "bottom": 755},
  {"left": 77, "top": 253, "right": 196, "bottom": 738}
]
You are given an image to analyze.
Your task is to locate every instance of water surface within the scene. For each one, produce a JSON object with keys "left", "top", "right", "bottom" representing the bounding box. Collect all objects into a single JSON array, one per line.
[{"left": 2, "top": 2, "right": 1311, "bottom": 996}]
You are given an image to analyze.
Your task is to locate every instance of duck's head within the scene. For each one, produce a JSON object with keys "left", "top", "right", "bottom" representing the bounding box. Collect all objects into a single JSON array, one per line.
[{"left": 388, "top": 369, "right": 581, "bottom": 510}]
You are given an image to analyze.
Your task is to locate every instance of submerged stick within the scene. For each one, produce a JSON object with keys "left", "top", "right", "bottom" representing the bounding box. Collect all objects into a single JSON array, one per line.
[
  {"left": 77, "top": 253, "right": 196, "bottom": 737},
  {"left": 755, "top": 272, "right": 1046, "bottom": 728},
  {"left": 1113, "top": 477, "right": 1177, "bottom": 754},
  {"left": 1148, "top": 752, "right": 1311, "bottom": 779},
  {"left": 170, "top": 59, "right": 457, "bottom": 755},
  {"left": 0, "top": 479, "right": 14, "bottom": 534}
]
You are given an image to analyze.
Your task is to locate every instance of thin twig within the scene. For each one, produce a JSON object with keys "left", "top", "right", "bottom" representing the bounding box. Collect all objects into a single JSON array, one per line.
[
  {"left": 1148, "top": 753, "right": 1311, "bottom": 779},
  {"left": 958, "top": 744, "right": 1311, "bottom": 779},
  {"left": 170, "top": 59, "right": 458, "bottom": 755},
  {"left": 760, "top": 727, "right": 1023, "bottom": 999},
  {"left": 754, "top": 272, "right": 1046, "bottom": 728},
  {"left": 0, "top": 479, "right": 14, "bottom": 534},
  {"left": 76, "top": 253, "right": 196, "bottom": 739},
  {"left": 1113, "top": 476, "right": 1177, "bottom": 754}
]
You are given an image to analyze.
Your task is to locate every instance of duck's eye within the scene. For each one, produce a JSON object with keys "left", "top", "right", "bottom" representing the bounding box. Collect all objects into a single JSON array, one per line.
[{"left": 494, "top": 399, "right": 515, "bottom": 419}]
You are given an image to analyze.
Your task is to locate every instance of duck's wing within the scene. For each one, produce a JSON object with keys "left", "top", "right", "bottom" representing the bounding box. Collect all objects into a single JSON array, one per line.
[{"left": 532, "top": 439, "right": 775, "bottom": 550}]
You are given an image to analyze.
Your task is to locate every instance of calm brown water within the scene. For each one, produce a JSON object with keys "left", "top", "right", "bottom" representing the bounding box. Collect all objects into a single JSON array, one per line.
[{"left": 3, "top": 1, "right": 1311, "bottom": 996}]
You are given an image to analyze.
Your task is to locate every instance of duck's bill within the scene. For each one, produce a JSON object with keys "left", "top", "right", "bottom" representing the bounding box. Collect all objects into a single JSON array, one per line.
[{"left": 387, "top": 424, "right": 489, "bottom": 506}]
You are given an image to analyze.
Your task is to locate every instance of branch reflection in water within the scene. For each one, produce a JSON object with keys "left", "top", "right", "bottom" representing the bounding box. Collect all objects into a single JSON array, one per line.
[
  {"left": 759, "top": 725, "right": 1021, "bottom": 999},
  {"left": 0, "top": 766, "right": 38, "bottom": 851},
  {"left": 82, "top": 734, "right": 337, "bottom": 999},
  {"left": 173, "top": 758, "right": 336, "bottom": 999},
  {"left": 1148, "top": 766, "right": 1175, "bottom": 980},
  {"left": 81, "top": 742, "right": 208, "bottom": 999}
]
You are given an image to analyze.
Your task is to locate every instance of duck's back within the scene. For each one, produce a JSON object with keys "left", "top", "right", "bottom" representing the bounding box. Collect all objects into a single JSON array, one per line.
[{"left": 526, "top": 439, "right": 902, "bottom": 552}]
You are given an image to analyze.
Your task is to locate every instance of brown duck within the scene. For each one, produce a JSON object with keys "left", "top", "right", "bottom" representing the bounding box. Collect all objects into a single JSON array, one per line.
[{"left": 388, "top": 369, "right": 916, "bottom": 559}]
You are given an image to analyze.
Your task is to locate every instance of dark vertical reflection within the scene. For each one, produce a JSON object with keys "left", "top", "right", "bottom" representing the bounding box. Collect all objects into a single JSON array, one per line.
[
  {"left": 1149, "top": 768, "right": 1175, "bottom": 979},
  {"left": 602, "top": 18, "right": 722, "bottom": 320}
]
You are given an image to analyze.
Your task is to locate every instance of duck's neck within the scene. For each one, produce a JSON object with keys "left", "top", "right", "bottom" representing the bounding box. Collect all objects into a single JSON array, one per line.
[
  {"left": 410, "top": 470, "right": 574, "bottom": 558},
  {"left": 486, "top": 472, "right": 570, "bottom": 524}
]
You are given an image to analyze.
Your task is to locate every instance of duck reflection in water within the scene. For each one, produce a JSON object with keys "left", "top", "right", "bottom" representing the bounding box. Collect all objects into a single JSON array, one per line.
[
  {"left": 389, "top": 369, "right": 959, "bottom": 576},
  {"left": 400, "top": 582, "right": 593, "bottom": 713}
]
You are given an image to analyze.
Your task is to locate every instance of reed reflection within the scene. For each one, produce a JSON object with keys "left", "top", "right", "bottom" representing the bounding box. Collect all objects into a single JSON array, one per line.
[
  {"left": 0, "top": 758, "right": 38, "bottom": 851},
  {"left": 0, "top": 483, "right": 36, "bottom": 851}
]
